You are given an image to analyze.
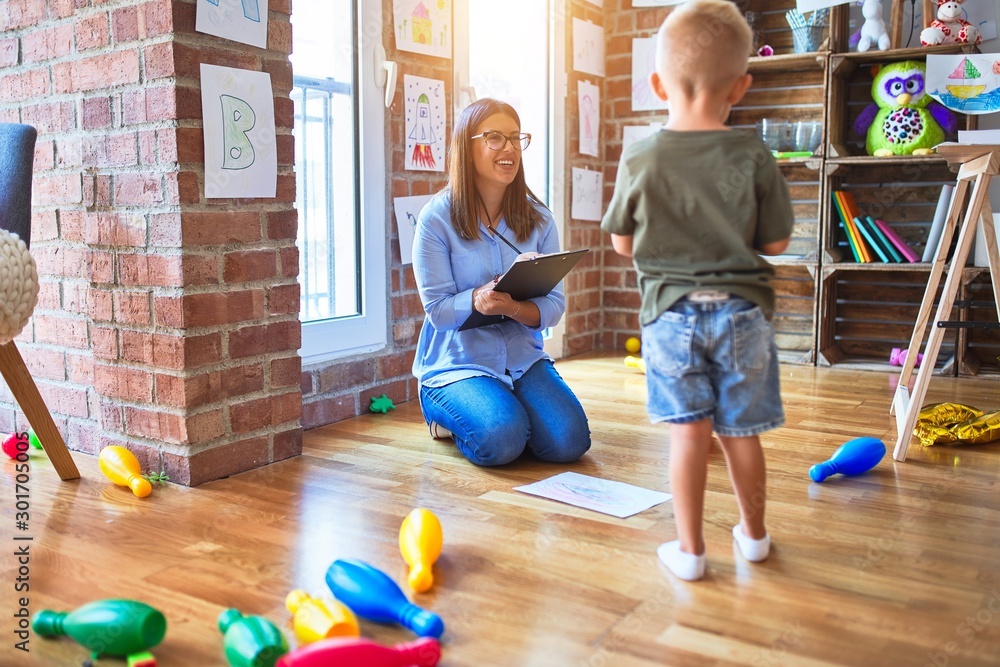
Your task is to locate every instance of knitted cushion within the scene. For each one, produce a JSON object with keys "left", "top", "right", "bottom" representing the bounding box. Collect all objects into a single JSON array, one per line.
[{"left": 0, "top": 230, "right": 38, "bottom": 345}]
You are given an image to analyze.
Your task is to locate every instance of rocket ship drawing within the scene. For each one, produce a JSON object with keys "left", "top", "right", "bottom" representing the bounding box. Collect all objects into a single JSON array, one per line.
[{"left": 409, "top": 93, "right": 437, "bottom": 169}]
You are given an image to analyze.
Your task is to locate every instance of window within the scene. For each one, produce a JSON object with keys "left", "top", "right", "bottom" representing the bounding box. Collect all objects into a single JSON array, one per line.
[
  {"left": 456, "top": 0, "right": 567, "bottom": 356},
  {"left": 291, "top": 0, "right": 387, "bottom": 364}
]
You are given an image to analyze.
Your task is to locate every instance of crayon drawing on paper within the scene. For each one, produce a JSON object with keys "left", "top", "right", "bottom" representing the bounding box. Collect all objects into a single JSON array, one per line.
[
  {"left": 514, "top": 472, "right": 672, "bottom": 519},
  {"left": 632, "top": 37, "right": 668, "bottom": 112},
  {"left": 196, "top": 0, "right": 269, "bottom": 49},
  {"left": 572, "top": 19, "right": 605, "bottom": 77},
  {"left": 393, "top": 194, "right": 434, "bottom": 265},
  {"left": 927, "top": 53, "right": 1000, "bottom": 115},
  {"left": 404, "top": 75, "right": 447, "bottom": 172},
  {"left": 578, "top": 80, "right": 600, "bottom": 157},
  {"left": 394, "top": 0, "right": 452, "bottom": 59},
  {"left": 571, "top": 167, "right": 603, "bottom": 222},
  {"left": 200, "top": 64, "right": 277, "bottom": 199}
]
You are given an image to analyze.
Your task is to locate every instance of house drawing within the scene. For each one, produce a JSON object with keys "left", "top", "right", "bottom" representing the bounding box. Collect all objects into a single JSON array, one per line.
[{"left": 412, "top": 2, "right": 432, "bottom": 45}]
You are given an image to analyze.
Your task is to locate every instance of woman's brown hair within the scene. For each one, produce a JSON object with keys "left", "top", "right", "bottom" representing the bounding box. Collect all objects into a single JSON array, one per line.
[{"left": 447, "top": 98, "right": 545, "bottom": 243}]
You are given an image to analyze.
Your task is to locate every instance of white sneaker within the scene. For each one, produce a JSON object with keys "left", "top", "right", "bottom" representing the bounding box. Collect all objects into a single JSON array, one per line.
[
  {"left": 657, "top": 541, "right": 706, "bottom": 581},
  {"left": 428, "top": 422, "right": 452, "bottom": 440}
]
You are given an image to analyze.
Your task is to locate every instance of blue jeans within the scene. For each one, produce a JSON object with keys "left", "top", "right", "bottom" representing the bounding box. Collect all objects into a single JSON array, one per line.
[
  {"left": 419, "top": 360, "right": 591, "bottom": 466},
  {"left": 642, "top": 297, "right": 784, "bottom": 436}
]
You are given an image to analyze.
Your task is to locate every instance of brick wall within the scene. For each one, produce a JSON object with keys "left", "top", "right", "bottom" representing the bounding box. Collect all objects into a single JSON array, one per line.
[
  {"left": 600, "top": 1, "right": 673, "bottom": 351},
  {"left": 1, "top": 0, "right": 301, "bottom": 485}
]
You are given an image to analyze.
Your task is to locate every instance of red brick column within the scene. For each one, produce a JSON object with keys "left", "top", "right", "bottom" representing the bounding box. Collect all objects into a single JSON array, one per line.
[{"left": 2, "top": 0, "right": 301, "bottom": 485}]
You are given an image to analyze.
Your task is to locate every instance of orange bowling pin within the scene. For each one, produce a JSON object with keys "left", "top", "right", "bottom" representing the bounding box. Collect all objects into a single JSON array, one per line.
[
  {"left": 99, "top": 446, "right": 152, "bottom": 498},
  {"left": 398, "top": 508, "right": 442, "bottom": 593},
  {"left": 284, "top": 590, "right": 359, "bottom": 644}
]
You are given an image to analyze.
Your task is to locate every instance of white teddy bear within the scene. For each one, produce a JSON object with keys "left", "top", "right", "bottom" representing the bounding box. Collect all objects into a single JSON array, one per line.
[{"left": 858, "top": 0, "right": 891, "bottom": 52}]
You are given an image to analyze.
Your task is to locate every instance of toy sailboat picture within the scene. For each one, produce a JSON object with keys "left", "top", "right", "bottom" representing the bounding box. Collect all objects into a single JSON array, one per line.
[
  {"left": 927, "top": 54, "right": 1000, "bottom": 115},
  {"left": 946, "top": 57, "right": 986, "bottom": 99}
]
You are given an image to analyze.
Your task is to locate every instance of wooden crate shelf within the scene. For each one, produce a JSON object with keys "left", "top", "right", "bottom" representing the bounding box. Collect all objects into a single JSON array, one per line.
[
  {"left": 729, "top": 5, "right": 830, "bottom": 366},
  {"left": 826, "top": 154, "right": 951, "bottom": 167},
  {"left": 821, "top": 262, "right": 936, "bottom": 272},
  {"left": 826, "top": 45, "right": 977, "bottom": 159},
  {"left": 748, "top": 51, "right": 829, "bottom": 73},
  {"left": 821, "top": 159, "right": 958, "bottom": 266},
  {"left": 743, "top": 1, "right": 837, "bottom": 57},
  {"left": 731, "top": 68, "right": 827, "bottom": 130},
  {"left": 773, "top": 263, "right": 818, "bottom": 364},
  {"left": 817, "top": 267, "right": 957, "bottom": 368},
  {"left": 956, "top": 269, "right": 1000, "bottom": 376},
  {"left": 781, "top": 160, "right": 823, "bottom": 259}
]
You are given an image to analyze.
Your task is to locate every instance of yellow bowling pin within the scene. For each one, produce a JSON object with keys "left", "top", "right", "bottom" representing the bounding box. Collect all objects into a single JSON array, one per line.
[
  {"left": 98, "top": 446, "right": 152, "bottom": 498},
  {"left": 624, "top": 355, "right": 646, "bottom": 374},
  {"left": 284, "top": 589, "right": 359, "bottom": 644},
  {"left": 399, "top": 508, "right": 443, "bottom": 593}
]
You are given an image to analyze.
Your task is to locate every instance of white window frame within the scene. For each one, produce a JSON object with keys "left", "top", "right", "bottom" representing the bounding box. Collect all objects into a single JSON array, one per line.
[
  {"left": 299, "top": 0, "right": 387, "bottom": 365},
  {"left": 453, "top": 0, "right": 569, "bottom": 358},
  {"left": 544, "top": 0, "right": 569, "bottom": 359}
]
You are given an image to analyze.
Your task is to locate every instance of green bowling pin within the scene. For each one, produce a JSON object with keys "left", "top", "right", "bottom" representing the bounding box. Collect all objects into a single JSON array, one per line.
[
  {"left": 218, "top": 608, "right": 290, "bottom": 667},
  {"left": 33, "top": 599, "right": 166, "bottom": 659}
]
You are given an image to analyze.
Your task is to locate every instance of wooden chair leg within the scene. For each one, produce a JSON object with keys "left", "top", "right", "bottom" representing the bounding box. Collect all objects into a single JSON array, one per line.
[{"left": 0, "top": 341, "right": 79, "bottom": 480}]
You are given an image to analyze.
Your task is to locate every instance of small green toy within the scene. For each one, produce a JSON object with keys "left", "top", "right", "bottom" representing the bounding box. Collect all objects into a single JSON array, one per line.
[
  {"left": 28, "top": 430, "right": 42, "bottom": 449},
  {"left": 143, "top": 471, "right": 171, "bottom": 486},
  {"left": 369, "top": 394, "right": 396, "bottom": 414},
  {"left": 128, "top": 651, "right": 157, "bottom": 667},
  {"left": 143, "top": 451, "right": 171, "bottom": 487}
]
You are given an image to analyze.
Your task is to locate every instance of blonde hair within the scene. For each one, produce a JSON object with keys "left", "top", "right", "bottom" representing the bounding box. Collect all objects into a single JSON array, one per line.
[{"left": 655, "top": 0, "right": 752, "bottom": 98}]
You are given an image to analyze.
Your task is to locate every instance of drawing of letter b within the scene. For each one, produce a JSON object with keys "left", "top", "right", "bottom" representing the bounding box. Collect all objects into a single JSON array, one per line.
[{"left": 220, "top": 94, "right": 256, "bottom": 170}]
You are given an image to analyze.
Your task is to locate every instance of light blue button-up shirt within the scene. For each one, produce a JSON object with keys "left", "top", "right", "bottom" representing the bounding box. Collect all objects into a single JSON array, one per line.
[{"left": 412, "top": 191, "right": 566, "bottom": 389}]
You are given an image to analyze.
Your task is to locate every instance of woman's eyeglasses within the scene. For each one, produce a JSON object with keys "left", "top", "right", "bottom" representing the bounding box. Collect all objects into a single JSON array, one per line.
[{"left": 471, "top": 130, "right": 531, "bottom": 152}]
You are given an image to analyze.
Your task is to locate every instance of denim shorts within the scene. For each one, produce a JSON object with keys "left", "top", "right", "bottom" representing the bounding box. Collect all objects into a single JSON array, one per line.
[{"left": 642, "top": 296, "right": 784, "bottom": 436}]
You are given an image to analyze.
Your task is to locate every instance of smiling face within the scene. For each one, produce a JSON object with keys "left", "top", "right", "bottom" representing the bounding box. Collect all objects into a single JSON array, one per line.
[{"left": 471, "top": 112, "right": 522, "bottom": 200}]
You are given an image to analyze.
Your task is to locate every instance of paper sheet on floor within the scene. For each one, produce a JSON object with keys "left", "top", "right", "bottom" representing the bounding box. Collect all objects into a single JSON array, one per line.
[{"left": 514, "top": 472, "right": 671, "bottom": 518}]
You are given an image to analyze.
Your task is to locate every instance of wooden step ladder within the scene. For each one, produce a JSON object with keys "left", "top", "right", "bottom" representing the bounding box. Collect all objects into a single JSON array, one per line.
[{"left": 891, "top": 143, "right": 1000, "bottom": 462}]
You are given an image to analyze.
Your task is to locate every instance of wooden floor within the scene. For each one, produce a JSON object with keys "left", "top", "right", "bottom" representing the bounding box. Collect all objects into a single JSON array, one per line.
[{"left": 4, "top": 353, "right": 1000, "bottom": 666}]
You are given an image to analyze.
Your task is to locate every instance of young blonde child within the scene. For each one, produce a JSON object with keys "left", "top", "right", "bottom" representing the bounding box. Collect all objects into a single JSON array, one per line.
[{"left": 601, "top": 0, "right": 794, "bottom": 581}]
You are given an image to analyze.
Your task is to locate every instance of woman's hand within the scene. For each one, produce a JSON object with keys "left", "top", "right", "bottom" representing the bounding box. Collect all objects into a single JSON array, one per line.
[
  {"left": 473, "top": 282, "right": 519, "bottom": 317},
  {"left": 515, "top": 252, "right": 542, "bottom": 262}
]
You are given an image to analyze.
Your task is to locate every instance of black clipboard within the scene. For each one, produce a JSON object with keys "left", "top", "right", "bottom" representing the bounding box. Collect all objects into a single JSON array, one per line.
[{"left": 459, "top": 249, "right": 589, "bottom": 331}]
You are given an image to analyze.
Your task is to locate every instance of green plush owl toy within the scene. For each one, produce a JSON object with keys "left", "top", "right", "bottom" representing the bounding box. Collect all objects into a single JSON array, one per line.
[{"left": 853, "top": 60, "right": 956, "bottom": 156}]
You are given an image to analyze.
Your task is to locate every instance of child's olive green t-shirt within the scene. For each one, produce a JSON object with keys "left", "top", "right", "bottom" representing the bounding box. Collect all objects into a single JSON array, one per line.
[{"left": 601, "top": 129, "right": 795, "bottom": 327}]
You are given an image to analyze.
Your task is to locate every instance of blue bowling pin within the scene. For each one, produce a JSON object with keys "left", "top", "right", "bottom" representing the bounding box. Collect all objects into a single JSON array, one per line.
[
  {"left": 325, "top": 559, "right": 444, "bottom": 639},
  {"left": 809, "top": 436, "right": 886, "bottom": 483}
]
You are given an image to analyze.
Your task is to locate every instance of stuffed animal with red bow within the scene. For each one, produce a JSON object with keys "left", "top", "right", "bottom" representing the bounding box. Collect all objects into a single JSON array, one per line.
[{"left": 920, "top": 0, "right": 981, "bottom": 46}]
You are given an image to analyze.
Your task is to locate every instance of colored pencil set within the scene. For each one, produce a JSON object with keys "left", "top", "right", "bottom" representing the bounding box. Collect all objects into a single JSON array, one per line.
[{"left": 831, "top": 190, "right": 922, "bottom": 264}]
